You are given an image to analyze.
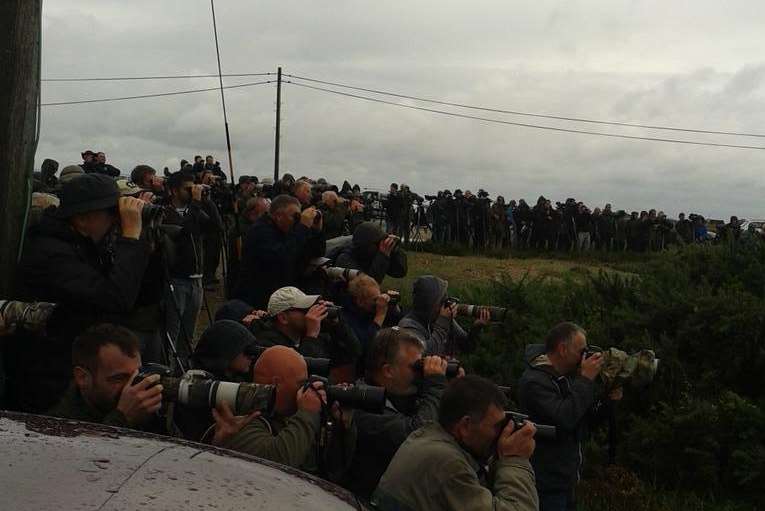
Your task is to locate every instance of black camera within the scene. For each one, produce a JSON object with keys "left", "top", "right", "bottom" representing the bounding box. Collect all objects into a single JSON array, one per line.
[
  {"left": 134, "top": 364, "right": 276, "bottom": 416},
  {"left": 412, "top": 358, "right": 462, "bottom": 379},
  {"left": 324, "top": 304, "right": 343, "bottom": 321},
  {"left": 499, "top": 411, "right": 556, "bottom": 440},
  {"left": 313, "top": 209, "right": 323, "bottom": 226},
  {"left": 243, "top": 345, "right": 331, "bottom": 377},
  {"left": 387, "top": 292, "right": 400, "bottom": 306},
  {"left": 304, "top": 375, "right": 386, "bottom": 413}
]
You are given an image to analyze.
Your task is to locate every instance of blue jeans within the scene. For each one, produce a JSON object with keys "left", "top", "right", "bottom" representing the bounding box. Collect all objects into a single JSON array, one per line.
[
  {"left": 164, "top": 277, "right": 202, "bottom": 362},
  {"left": 539, "top": 490, "right": 576, "bottom": 511}
]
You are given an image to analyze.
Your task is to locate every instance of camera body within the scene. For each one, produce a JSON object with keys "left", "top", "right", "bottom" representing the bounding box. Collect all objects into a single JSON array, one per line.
[{"left": 500, "top": 411, "right": 556, "bottom": 440}]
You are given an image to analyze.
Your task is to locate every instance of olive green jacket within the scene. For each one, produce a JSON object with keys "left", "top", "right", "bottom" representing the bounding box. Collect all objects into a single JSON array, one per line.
[
  {"left": 48, "top": 385, "right": 130, "bottom": 428},
  {"left": 222, "top": 409, "right": 321, "bottom": 470},
  {"left": 372, "top": 423, "right": 539, "bottom": 511}
]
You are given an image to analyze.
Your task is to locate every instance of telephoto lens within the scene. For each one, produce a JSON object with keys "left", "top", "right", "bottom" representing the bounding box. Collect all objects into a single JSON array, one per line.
[
  {"left": 305, "top": 376, "right": 386, "bottom": 413},
  {"left": 412, "top": 358, "right": 462, "bottom": 379},
  {"left": 134, "top": 365, "right": 276, "bottom": 416},
  {"left": 455, "top": 304, "right": 508, "bottom": 322}
]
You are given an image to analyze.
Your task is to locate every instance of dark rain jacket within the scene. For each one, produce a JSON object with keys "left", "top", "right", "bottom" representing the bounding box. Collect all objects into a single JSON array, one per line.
[
  {"left": 6, "top": 214, "right": 150, "bottom": 412},
  {"left": 162, "top": 199, "right": 222, "bottom": 279},
  {"left": 48, "top": 385, "right": 130, "bottom": 428},
  {"left": 517, "top": 343, "right": 598, "bottom": 493},
  {"left": 333, "top": 223, "right": 407, "bottom": 284},
  {"left": 345, "top": 375, "right": 447, "bottom": 499},
  {"left": 234, "top": 215, "right": 326, "bottom": 309},
  {"left": 249, "top": 318, "right": 361, "bottom": 367}
]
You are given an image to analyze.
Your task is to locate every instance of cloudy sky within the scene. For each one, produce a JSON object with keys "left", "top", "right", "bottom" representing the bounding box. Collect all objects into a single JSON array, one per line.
[{"left": 39, "top": 1, "right": 765, "bottom": 219}]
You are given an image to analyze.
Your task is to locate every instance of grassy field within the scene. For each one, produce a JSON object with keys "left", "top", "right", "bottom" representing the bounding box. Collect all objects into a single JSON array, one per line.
[{"left": 385, "top": 250, "right": 631, "bottom": 302}]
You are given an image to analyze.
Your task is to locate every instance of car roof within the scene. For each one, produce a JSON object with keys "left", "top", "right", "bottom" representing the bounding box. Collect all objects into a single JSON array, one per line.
[{"left": 0, "top": 411, "right": 363, "bottom": 511}]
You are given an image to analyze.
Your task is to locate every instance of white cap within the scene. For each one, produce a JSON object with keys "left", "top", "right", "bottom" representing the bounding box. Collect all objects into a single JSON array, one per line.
[{"left": 267, "top": 287, "right": 320, "bottom": 316}]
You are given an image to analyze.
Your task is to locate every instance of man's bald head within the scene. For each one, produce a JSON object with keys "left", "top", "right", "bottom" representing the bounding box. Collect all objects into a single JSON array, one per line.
[{"left": 253, "top": 346, "right": 308, "bottom": 416}]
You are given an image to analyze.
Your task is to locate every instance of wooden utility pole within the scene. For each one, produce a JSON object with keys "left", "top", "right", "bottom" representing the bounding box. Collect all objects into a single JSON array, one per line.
[
  {"left": 0, "top": 0, "right": 41, "bottom": 297},
  {"left": 273, "top": 66, "right": 282, "bottom": 182}
]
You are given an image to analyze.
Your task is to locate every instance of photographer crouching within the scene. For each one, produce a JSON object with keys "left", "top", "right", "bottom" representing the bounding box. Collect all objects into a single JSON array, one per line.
[
  {"left": 399, "top": 275, "right": 490, "bottom": 356},
  {"left": 251, "top": 287, "right": 361, "bottom": 380},
  {"left": 373, "top": 375, "right": 539, "bottom": 511},
  {"left": 345, "top": 327, "right": 449, "bottom": 499},
  {"left": 215, "top": 345, "right": 357, "bottom": 481},
  {"left": 518, "top": 322, "right": 622, "bottom": 511},
  {"left": 5, "top": 174, "right": 150, "bottom": 413},
  {"left": 48, "top": 323, "right": 163, "bottom": 430},
  {"left": 334, "top": 221, "right": 408, "bottom": 285}
]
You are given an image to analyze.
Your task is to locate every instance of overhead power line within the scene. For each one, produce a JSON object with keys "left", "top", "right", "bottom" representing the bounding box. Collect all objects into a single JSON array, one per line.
[
  {"left": 42, "top": 72, "right": 274, "bottom": 82},
  {"left": 285, "top": 79, "right": 765, "bottom": 151},
  {"left": 42, "top": 80, "right": 275, "bottom": 107},
  {"left": 285, "top": 73, "right": 765, "bottom": 139}
]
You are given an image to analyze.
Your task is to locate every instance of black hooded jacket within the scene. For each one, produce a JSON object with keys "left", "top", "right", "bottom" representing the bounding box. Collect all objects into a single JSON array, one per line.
[
  {"left": 517, "top": 344, "right": 598, "bottom": 493},
  {"left": 5, "top": 213, "right": 151, "bottom": 412},
  {"left": 334, "top": 222, "right": 407, "bottom": 284}
]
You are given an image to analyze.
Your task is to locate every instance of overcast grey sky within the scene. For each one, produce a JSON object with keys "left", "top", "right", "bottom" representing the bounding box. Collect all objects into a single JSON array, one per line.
[{"left": 38, "top": 1, "right": 765, "bottom": 219}]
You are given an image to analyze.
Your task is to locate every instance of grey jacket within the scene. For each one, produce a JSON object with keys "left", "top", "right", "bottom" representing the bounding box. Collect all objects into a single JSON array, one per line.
[
  {"left": 372, "top": 423, "right": 539, "bottom": 511},
  {"left": 398, "top": 275, "right": 475, "bottom": 355}
]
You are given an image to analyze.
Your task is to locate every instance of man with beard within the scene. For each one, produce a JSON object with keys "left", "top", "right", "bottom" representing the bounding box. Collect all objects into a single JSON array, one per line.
[
  {"left": 344, "top": 327, "right": 448, "bottom": 499},
  {"left": 48, "top": 324, "right": 163, "bottom": 429}
]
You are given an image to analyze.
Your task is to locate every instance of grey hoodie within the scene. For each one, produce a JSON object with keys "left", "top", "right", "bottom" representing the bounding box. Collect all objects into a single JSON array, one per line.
[{"left": 398, "top": 275, "right": 473, "bottom": 355}]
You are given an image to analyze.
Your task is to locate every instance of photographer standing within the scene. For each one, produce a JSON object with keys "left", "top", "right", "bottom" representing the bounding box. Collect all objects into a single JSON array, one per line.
[
  {"left": 399, "top": 275, "right": 489, "bottom": 355},
  {"left": 517, "top": 322, "right": 621, "bottom": 511},
  {"left": 235, "top": 195, "right": 326, "bottom": 309},
  {"left": 345, "top": 327, "right": 447, "bottom": 499},
  {"left": 48, "top": 324, "right": 163, "bottom": 429},
  {"left": 162, "top": 172, "right": 223, "bottom": 362},
  {"left": 372, "top": 375, "right": 538, "bottom": 511},
  {"left": 7, "top": 174, "right": 149, "bottom": 412}
]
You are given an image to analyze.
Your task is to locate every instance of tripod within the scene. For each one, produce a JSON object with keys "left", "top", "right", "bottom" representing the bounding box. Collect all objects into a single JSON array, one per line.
[{"left": 154, "top": 228, "right": 194, "bottom": 374}]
